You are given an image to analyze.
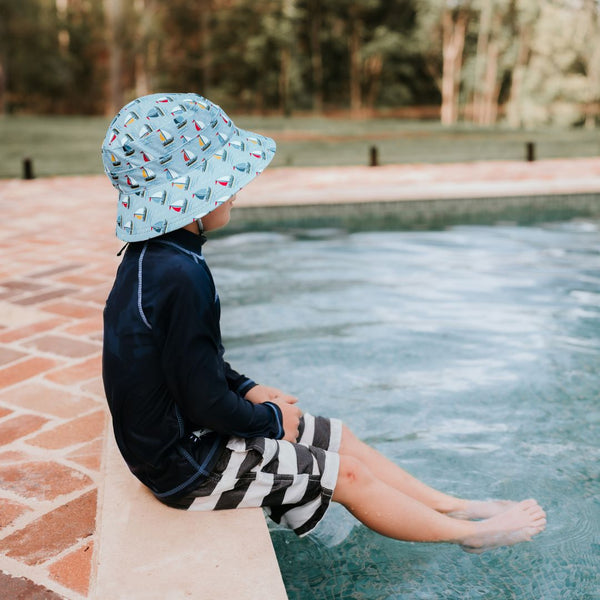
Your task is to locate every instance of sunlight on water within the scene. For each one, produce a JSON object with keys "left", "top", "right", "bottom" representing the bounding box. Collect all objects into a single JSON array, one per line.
[{"left": 207, "top": 219, "right": 600, "bottom": 600}]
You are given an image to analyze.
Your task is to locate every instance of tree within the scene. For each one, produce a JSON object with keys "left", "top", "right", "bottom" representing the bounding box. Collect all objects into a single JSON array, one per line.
[{"left": 415, "top": 0, "right": 472, "bottom": 125}]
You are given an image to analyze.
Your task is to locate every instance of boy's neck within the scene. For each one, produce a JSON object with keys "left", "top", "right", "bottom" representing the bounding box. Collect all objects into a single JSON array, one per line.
[{"left": 183, "top": 221, "right": 203, "bottom": 236}]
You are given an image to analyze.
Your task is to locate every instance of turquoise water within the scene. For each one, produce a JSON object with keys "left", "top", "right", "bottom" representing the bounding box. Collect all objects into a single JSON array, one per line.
[{"left": 207, "top": 219, "right": 600, "bottom": 600}]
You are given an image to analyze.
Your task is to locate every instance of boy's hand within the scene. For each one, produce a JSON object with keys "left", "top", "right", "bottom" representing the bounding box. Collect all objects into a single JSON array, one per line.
[
  {"left": 269, "top": 397, "right": 302, "bottom": 442},
  {"left": 245, "top": 384, "right": 298, "bottom": 406}
]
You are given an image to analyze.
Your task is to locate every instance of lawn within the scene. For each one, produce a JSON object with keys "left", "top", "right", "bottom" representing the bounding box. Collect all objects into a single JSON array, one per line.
[{"left": 1, "top": 114, "right": 599, "bottom": 179}]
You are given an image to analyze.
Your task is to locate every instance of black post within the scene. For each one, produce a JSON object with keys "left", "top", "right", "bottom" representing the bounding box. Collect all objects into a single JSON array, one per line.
[
  {"left": 369, "top": 145, "right": 379, "bottom": 167},
  {"left": 23, "top": 157, "right": 35, "bottom": 180},
  {"left": 526, "top": 142, "right": 535, "bottom": 162}
]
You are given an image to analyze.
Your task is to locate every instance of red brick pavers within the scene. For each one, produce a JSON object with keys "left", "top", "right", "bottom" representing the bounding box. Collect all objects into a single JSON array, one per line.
[
  {"left": 0, "top": 176, "right": 119, "bottom": 599},
  {"left": 0, "top": 160, "right": 599, "bottom": 598}
]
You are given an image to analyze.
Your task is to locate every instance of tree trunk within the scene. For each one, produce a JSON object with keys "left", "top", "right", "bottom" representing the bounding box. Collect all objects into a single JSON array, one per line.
[
  {"left": 472, "top": 0, "right": 492, "bottom": 124},
  {"left": 55, "top": 0, "right": 70, "bottom": 53},
  {"left": 279, "top": 43, "right": 291, "bottom": 115},
  {"left": 506, "top": 24, "right": 531, "bottom": 128},
  {"left": 279, "top": 0, "right": 294, "bottom": 116},
  {"left": 349, "top": 7, "right": 362, "bottom": 116},
  {"left": 583, "top": 0, "right": 600, "bottom": 128},
  {"left": 309, "top": 0, "right": 323, "bottom": 113},
  {"left": 199, "top": 0, "right": 212, "bottom": 96},
  {"left": 481, "top": 38, "right": 499, "bottom": 125},
  {"left": 441, "top": 8, "right": 468, "bottom": 125},
  {"left": 365, "top": 54, "right": 383, "bottom": 110},
  {"left": 0, "top": 60, "right": 6, "bottom": 115},
  {"left": 0, "top": 10, "right": 7, "bottom": 114},
  {"left": 133, "top": 0, "right": 153, "bottom": 98},
  {"left": 105, "top": 0, "right": 124, "bottom": 116}
]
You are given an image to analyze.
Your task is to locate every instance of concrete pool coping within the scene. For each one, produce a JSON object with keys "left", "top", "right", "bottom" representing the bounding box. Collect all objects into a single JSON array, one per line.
[{"left": 0, "top": 157, "right": 599, "bottom": 599}]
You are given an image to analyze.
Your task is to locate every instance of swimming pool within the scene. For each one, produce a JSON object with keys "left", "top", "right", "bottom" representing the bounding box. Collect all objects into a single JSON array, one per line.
[{"left": 206, "top": 219, "right": 599, "bottom": 600}]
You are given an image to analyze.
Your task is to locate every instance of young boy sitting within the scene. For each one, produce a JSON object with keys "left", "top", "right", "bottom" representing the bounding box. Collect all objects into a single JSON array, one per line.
[{"left": 102, "top": 92, "right": 546, "bottom": 552}]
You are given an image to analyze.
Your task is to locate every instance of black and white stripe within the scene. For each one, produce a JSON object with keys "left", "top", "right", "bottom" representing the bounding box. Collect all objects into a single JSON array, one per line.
[{"left": 185, "top": 413, "right": 342, "bottom": 536}]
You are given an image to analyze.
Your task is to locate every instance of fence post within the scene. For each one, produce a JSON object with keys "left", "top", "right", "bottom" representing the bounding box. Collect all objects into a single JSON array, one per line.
[
  {"left": 23, "top": 157, "right": 35, "bottom": 180},
  {"left": 369, "top": 146, "right": 379, "bottom": 167},
  {"left": 526, "top": 142, "right": 535, "bottom": 162}
]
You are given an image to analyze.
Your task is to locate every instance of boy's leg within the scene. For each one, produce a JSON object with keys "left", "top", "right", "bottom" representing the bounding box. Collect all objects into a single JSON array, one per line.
[
  {"left": 332, "top": 454, "right": 546, "bottom": 552},
  {"left": 338, "top": 425, "right": 519, "bottom": 519}
]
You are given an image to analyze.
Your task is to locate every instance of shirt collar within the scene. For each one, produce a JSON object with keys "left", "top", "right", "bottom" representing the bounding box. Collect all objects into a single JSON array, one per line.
[{"left": 155, "top": 227, "right": 207, "bottom": 254}]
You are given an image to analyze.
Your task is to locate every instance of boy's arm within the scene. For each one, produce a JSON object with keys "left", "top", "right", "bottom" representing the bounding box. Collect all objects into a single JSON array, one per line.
[
  {"left": 223, "top": 358, "right": 257, "bottom": 397},
  {"left": 154, "top": 267, "right": 284, "bottom": 439}
]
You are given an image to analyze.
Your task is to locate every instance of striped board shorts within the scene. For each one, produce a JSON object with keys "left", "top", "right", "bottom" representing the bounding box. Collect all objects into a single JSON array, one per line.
[{"left": 183, "top": 413, "right": 342, "bottom": 537}]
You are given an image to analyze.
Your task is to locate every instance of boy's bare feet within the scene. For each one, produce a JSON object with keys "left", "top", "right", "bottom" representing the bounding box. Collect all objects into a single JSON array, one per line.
[
  {"left": 458, "top": 499, "right": 546, "bottom": 554},
  {"left": 448, "top": 499, "right": 519, "bottom": 520}
]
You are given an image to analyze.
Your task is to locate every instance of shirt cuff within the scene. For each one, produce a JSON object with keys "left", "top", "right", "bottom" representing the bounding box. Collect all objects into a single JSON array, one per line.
[
  {"left": 237, "top": 379, "right": 257, "bottom": 396},
  {"left": 263, "top": 402, "right": 284, "bottom": 439}
]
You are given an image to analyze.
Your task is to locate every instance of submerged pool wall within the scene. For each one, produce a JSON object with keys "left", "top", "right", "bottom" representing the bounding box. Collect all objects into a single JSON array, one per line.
[{"left": 229, "top": 192, "right": 600, "bottom": 232}]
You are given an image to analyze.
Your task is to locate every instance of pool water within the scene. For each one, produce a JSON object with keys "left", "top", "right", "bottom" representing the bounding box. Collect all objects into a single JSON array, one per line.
[{"left": 206, "top": 219, "right": 600, "bottom": 600}]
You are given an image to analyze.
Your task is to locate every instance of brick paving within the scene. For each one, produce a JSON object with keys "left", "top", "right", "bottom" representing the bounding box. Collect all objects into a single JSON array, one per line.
[
  {"left": 0, "top": 159, "right": 599, "bottom": 599},
  {"left": 0, "top": 176, "right": 118, "bottom": 599}
]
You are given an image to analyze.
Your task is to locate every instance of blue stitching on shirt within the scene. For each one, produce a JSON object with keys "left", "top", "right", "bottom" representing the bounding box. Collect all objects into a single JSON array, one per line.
[
  {"left": 174, "top": 404, "right": 185, "bottom": 438},
  {"left": 153, "top": 240, "right": 204, "bottom": 264},
  {"left": 154, "top": 239, "right": 218, "bottom": 303},
  {"left": 237, "top": 379, "right": 256, "bottom": 396},
  {"left": 137, "top": 243, "right": 153, "bottom": 330},
  {"left": 154, "top": 437, "right": 222, "bottom": 498},
  {"left": 264, "top": 402, "right": 284, "bottom": 439}
]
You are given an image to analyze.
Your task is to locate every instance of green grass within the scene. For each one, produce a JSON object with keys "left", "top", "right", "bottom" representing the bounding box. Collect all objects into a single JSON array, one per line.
[{"left": 1, "top": 114, "right": 599, "bottom": 179}]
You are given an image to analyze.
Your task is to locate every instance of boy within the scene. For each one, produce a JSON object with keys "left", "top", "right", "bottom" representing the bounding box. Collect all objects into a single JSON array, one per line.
[{"left": 102, "top": 93, "right": 546, "bottom": 552}]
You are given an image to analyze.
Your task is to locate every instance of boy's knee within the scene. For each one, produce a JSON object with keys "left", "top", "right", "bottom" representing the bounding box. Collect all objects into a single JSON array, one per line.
[{"left": 336, "top": 455, "right": 372, "bottom": 489}]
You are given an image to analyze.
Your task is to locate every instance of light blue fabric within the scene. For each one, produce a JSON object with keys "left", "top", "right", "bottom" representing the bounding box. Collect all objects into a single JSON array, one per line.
[{"left": 101, "top": 93, "right": 276, "bottom": 242}]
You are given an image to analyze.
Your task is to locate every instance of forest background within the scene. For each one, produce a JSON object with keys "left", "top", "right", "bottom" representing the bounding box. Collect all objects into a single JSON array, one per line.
[{"left": 2, "top": 0, "right": 600, "bottom": 129}]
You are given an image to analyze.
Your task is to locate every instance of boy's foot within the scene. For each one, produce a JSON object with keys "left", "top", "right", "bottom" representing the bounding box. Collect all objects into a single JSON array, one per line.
[
  {"left": 458, "top": 499, "right": 546, "bottom": 554},
  {"left": 448, "top": 499, "right": 519, "bottom": 520}
]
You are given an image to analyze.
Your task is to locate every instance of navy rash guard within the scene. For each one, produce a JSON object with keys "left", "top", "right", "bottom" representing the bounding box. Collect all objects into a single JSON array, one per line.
[{"left": 102, "top": 228, "right": 283, "bottom": 504}]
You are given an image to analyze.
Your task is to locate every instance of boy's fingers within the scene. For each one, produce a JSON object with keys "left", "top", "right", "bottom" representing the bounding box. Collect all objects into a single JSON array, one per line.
[{"left": 274, "top": 394, "right": 298, "bottom": 404}]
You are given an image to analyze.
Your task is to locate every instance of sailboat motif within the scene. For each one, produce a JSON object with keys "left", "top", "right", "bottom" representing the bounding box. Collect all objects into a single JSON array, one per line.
[
  {"left": 149, "top": 191, "right": 166, "bottom": 204},
  {"left": 125, "top": 174, "right": 139, "bottom": 188},
  {"left": 158, "top": 129, "right": 174, "bottom": 146},
  {"left": 141, "top": 166, "right": 156, "bottom": 182},
  {"left": 123, "top": 112, "right": 139, "bottom": 128},
  {"left": 193, "top": 187, "right": 212, "bottom": 201},
  {"left": 151, "top": 220, "right": 167, "bottom": 233},
  {"left": 169, "top": 198, "right": 187, "bottom": 213},
  {"left": 164, "top": 168, "right": 180, "bottom": 181},
  {"left": 213, "top": 148, "right": 227, "bottom": 161},
  {"left": 198, "top": 135, "right": 211, "bottom": 151},
  {"left": 172, "top": 175, "right": 190, "bottom": 190},
  {"left": 173, "top": 115, "right": 187, "bottom": 129},
  {"left": 121, "top": 134, "right": 135, "bottom": 156},
  {"left": 182, "top": 149, "right": 197, "bottom": 166},
  {"left": 229, "top": 139, "right": 245, "bottom": 151},
  {"left": 146, "top": 106, "right": 164, "bottom": 119},
  {"left": 138, "top": 124, "right": 153, "bottom": 139},
  {"left": 234, "top": 162, "right": 251, "bottom": 173}
]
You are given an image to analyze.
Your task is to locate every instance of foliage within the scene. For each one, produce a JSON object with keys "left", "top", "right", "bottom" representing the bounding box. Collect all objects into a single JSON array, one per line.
[{"left": 0, "top": 0, "right": 599, "bottom": 128}]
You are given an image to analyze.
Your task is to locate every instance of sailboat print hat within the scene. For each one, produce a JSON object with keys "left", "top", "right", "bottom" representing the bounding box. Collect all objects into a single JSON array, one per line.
[{"left": 101, "top": 93, "right": 276, "bottom": 242}]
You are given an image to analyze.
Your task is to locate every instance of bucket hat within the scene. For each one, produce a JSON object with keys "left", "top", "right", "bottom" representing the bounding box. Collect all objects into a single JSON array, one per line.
[{"left": 101, "top": 93, "right": 276, "bottom": 242}]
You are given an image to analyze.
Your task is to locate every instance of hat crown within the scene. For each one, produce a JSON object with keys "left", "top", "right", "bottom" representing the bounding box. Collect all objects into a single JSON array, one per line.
[
  {"left": 101, "top": 93, "right": 232, "bottom": 196},
  {"left": 101, "top": 93, "right": 276, "bottom": 242}
]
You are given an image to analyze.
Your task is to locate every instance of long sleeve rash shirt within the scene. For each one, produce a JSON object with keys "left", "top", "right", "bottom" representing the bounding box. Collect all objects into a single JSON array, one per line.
[{"left": 102, "top": 228, "right": 283, "bottom": 503}]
